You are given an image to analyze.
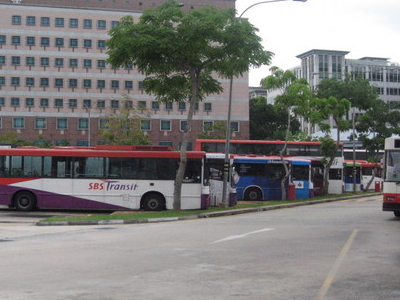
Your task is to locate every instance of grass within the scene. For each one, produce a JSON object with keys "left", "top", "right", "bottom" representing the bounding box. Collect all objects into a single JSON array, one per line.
[{"left": 42, "top": 191, "right": 375, "bottom": 223}]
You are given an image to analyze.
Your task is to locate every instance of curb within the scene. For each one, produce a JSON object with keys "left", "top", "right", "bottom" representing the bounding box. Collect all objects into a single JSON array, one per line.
[{"left": 36, "top": 193, "right": 381, "bottom": 226}]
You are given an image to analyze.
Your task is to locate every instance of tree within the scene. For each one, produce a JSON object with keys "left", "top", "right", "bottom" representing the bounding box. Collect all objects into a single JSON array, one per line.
[
  {"left": 261, "top": 68, "right": 312, "bottom": 199},
  {"left": 309, "top": 95, "right": 351, "bottom": 195},
  {"left": 197, "top": 121, "right": 228, "bottom": 140},
  {"left": 100, "top": 100, "right": 151, "bottom": 145},
  {"left": 107, "top": 0, "right": 272, "bottom": 209},
  {"left": 249, "top": 97, "right": 300, "bottom": 140}
]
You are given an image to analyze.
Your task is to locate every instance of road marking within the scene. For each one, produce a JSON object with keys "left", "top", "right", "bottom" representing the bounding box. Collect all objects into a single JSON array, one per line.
[
  {"left": 211, "top": 228, "right": 275, "bottom": 244},
  {"left": 315, "top": 229, "right": 359, "bottom": 300}
]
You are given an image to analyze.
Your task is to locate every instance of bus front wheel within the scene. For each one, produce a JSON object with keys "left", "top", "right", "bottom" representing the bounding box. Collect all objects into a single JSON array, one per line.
[
  {"left": 394, "top": 211, "right": 400, "bottom": 217},
  {"left": 142, "top": 193, "right": 165, "bottom": 211},
  {"left": 13, "top": 191, "right": 37, "bottom": 211},
  {"left": 245, "top": 187, "right": 262, "bottom": 201}
]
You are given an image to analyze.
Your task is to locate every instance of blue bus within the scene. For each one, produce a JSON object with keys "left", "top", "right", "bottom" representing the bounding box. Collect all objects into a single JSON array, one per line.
[
  {"left": 343, "top": 160, "right": 361, "bottom": 192},
  {"left": 287, "top": 158, "right": 311, "bottom": 199}
]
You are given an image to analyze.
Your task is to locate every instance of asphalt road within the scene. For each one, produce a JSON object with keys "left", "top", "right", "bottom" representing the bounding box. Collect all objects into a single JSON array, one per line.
[{"left": 0, "top": 195, "right": 399, "bottom": 300}]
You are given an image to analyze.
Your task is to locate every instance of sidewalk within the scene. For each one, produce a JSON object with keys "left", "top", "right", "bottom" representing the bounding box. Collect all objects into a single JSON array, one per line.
[{"left": 37, "top": 193, "right": 382, "bottom": 226}]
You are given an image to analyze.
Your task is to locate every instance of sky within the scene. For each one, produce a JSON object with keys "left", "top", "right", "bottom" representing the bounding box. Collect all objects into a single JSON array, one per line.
[{"left": 235, "top": 0, "right": 400, "bottom": 86}]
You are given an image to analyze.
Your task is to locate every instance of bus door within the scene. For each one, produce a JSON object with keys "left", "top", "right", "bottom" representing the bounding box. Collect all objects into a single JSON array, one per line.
[
  {"left": 344, "top": 161, "right": 361, "bottom": 192},
  {"left": 290, "top": 159, "right": 311, "bottom": 199}
]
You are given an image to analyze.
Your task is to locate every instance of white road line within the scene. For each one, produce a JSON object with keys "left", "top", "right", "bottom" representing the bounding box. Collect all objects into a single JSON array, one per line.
[{"left": 211, "top": 228, "right": 275, "bottom": 244}]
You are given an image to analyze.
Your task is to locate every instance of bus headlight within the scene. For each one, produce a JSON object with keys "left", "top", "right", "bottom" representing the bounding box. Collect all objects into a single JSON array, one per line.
[{"left": 386, "top": 196, "right": 395, "bottom": 201}]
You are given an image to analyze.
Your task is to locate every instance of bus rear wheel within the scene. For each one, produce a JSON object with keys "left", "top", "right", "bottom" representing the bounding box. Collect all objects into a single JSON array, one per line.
[
  {"left": 245, "top": 187, "right": 262, "bottom": 201},
  {"left": 13, "top": 191, "right": 36, "bottom": 211},
  {"left": 142, "top": 193, "right": 165, "bottom": 211}
]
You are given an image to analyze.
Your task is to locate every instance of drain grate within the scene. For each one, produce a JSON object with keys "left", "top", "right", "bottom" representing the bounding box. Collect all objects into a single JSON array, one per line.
[{"left": 0, "top": 239, "right": 13, "bottom": 242}]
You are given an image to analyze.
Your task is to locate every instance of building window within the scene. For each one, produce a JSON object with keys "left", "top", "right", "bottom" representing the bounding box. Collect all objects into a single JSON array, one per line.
[
  {"left": 165, "top": 102, "right": 173, "bottom": 110},
  {"left": 160, "top": 120, "right": 171, "bottom": 131},
  {"left": 41, "top": 17, "right": 50, "bottom": 27},
  {"left": 180, "top": 120, "right": 188, "bottom": 132},
  {"left": 26, "top": 16, "right": 36, "bottom": 26},
  {"left": 203, "top": 121, "right": 213, "bottom": 131},
  {"left": 138, "top": 101, "right": 146, "bottom": 109},
  {"left": 138, "top": 81, "right": 145, "bottom": 90},
  {"left": 69, "top": 99, "right": 77, "bottom": 108},
  {"left": 13, "top": 117, "right": 25, "bottom": 129},
  {"left": 54, "top": 98, "right": 63, "bottom": 107},
  {"left": 111, "top": 21, "right": 119, "bottom": 28},
  {"left": 41, "top": 37, "right": 50, "bottom": 47},
  {"left": 69, "top": 18, "right": 78, "bottom": 28},
  {"left": 55, "top": 58, "right": 64, "bottom": 67},
  {"left": 0, "top": 35, "right": 6, "bottom": 45},
  {"left": 26, "top": 36, "right": 35, "bottom": 46},
  {"left": 54, "top": 78, "right": 64, "bottom": 88},
  {"left": 11, "top": 56, "right": 20, "bottom": 66},
  {"left": 111, "top": 100, "right": 119, "bottom": 109},
  {"left": 78, "top": 118, "right": 89, "bottom": 130},
  {"left": 111, "top": 80, "right": 119, "bottom": 89},
  {"left": 83, "top": 39, "right": 92, "bottom": 48},
  {"left": 69, "top": 59, "right": 78, "bottom": 68},
  {"left": 69, "top": 39, "right": 78, "bottom": 48},
  {"left": 99, "top": 118, "right": 108, "bottom": 129},
  {"left": 0, "top": 77, "right": 5, "bottom": 85},
  {"left": 83, "top": 59, "right": 92, "bottom": 68},
  {"left": 83, "top": 19, "right": 92, "bottom": 29},
  {"left": 26, "top": 77, "right": 35, "bottom": 87},
  {"left": 204, "top": 102, "right": 212, "bottom": 111},
  {"left": 97, "top": 20, "right": 106, "bottom": 29},
  {"left": 11, "top": 36, "right": 21, "bottom": 45},
  {"left": 26, "top": 57, "right": 35, "bottom": 66},
  {"left": 25, "top": 98, "right": 34, "bottom": 107},
  {"left": 35, "top": 118, "right": 47, "bottom": 129},
  {"left": 0, "top": 97, "right": 4, "bottom": 106},
  {"left": 83, "top": 79, "right": 92, "bottom": 88},
  {"left": 97, "top": 60, "right": 106, "bottom": 69},
  {"left": 230, "top": 121, "right": 239, "bottom": 132},
  {"left": 40, "top": 98, "right": 49, "bottom": 107},
  {"left": 55, "top": 38, "right": 64, "bottom": 47},
  {"left": 151, "top": 101, "right": 160, "bottom": 110},
  {"left": 40, "top": 57, "right": 49, "bottom": 67},
  {"left": 97, "top": 100, "right": 106, "bottom": 108},
  {"left": 55, "top": 18, "right": 64, "bottom": 27},
  {"left": 83, "top": 99, "right": 92, "bottom": 108},
  {"left": 97, "top": 40, "right": 106, "bottom": 49},
  {"left": 0, "top": 56, "right": 5, "bottom": 65},
  {"left": 124, "top": 101, "right": 133, "bottom": 108},
  {"left": 11, "top": 77, "right": 20, "bottom": 86},
  {"left": 69, "top": 79, "right": 78, "bottom": 88},
  {"left": 40, "top": 78, "right": 49, "bottom": 87},
  {"left": 178, "top": 102, "right": 186, "bottom": 110},
  {"left": 141, "top": 120, "right": 151, "bottom": 131},
  {"left": 12, "top": 15, "right": 21, "bottom": 25},
  {"left": 124, "top": 81, "right": 133, "bottom": 89},
  {"left": 97, "top": 80, "right": 105, "bottom": 89},
  {"left": 57, "top": 118, "right": 68, "bottom": 129},
  {"left": 11, "top": 97, "right": 20, "bottom": 107}
]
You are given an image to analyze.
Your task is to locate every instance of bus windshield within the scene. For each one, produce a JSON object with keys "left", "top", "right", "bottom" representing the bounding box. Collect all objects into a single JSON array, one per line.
[{"left": 385, "top": 151, "right": 400, "bottom": 182}]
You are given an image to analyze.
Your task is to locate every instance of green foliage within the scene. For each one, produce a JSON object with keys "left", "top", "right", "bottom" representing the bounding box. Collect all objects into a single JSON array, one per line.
[
  {"left": 197, "top": 121, "right": 227, "bottom": 139},
  {"left": 100, "top": 101, "right": 151, "bottom": 146},
  {"left": 249, "top": 97, "right": 300, "bottom": 140}
]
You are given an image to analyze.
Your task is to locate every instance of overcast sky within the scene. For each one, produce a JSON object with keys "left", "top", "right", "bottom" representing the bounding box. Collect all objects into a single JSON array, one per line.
[{"left": 235, "top": 0, "right": 400, "bottom": 86}]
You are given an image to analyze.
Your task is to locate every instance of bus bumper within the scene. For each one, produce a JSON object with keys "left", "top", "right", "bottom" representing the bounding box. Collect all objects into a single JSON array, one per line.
[{"left": 383, "top": 202, "right": 400, "bottom": 212}]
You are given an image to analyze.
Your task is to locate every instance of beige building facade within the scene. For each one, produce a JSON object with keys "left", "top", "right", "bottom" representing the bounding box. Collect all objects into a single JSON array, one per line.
[{"left": 0, "top": 0, "right": 249, "bottom": 149}]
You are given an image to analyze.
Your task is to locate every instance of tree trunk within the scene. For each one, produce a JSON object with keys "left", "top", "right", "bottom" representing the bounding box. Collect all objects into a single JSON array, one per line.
[{"left": 173, "top": 70, "right": 199, "bottom": 210}]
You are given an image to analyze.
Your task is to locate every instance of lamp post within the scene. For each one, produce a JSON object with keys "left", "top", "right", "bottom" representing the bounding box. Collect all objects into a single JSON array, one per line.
[{"left": 221, "top": 0, "right": 307, "bottom": 207}]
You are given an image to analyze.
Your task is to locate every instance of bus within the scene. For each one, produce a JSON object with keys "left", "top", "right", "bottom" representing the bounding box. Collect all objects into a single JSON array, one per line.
[
  {"left": 195, "top": 139, "right": 343, "bottom": 157},
  {"left": 233, "top": 156, "right": 311, "bottom": 201},
  {"left": 383, "top": 137, "right": 400, "bottom": 217},
  {"left": 360, "top": 161, "right": 383, "bottom": 190},
  {"left": 195, "top": 139, "right": 344, "bottom": 195},
  {"left": 0, "top": 145, "right": 210, "bottom": 211},
  {"left": 343, "top": 160, "right": 362, "bottom": 192},
  {"left": 204, "top": 153, "right": 236, "bottom": 206}
]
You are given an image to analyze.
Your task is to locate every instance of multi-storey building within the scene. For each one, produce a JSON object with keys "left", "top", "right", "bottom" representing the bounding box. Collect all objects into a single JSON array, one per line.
[
  {"left": 293, "top": 49, "right": 400, "bottom": 135},
  {"left": 0, "top": 0, "right": 248, "bottom": 149}
]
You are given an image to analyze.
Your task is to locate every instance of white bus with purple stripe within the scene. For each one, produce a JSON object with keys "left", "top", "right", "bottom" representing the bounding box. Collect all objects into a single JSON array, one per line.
[{"left": 0, "top": 145, "right": 210, "bottom": 211}]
